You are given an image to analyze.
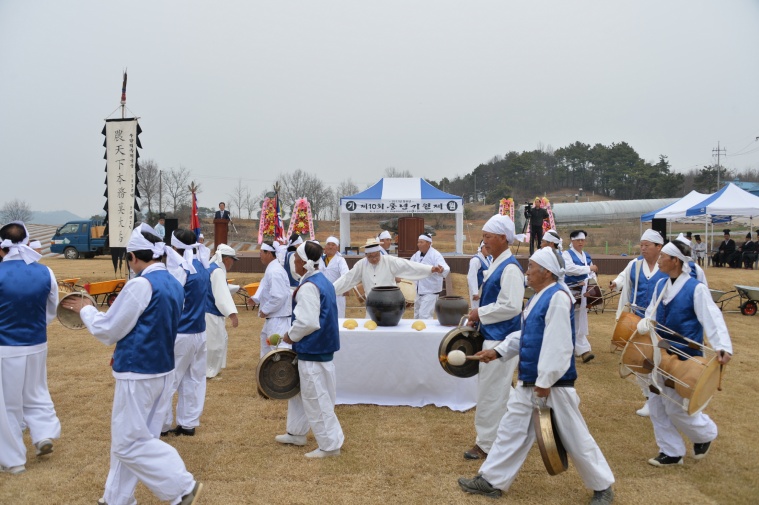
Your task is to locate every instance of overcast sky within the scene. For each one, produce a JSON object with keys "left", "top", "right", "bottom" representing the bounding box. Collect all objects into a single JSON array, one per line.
[{"left": 1, "top": 1, "right": 758, "bottom": 218}]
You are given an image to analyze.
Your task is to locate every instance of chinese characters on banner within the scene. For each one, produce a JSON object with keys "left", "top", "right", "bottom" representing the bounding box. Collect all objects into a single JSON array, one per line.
[
  {"left": 340, "top": 199, "right": 461, "bottom": 214},
  {"left": 105, "top": 119, "right": 138, "bottom": 247}
]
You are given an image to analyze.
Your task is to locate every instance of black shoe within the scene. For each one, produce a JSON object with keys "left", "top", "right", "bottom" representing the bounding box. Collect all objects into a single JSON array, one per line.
[
  {"left": 648, "top": 453, "right": 683, "bottom": 467},
  {"left": 160, "top": 430, "right": 170, "bottom": 437},
  {"left": 590, "top": 487, "right": 614, "bottom": 505},
  {"left": 693, "top": 441, "right": 711, "bottom": 460},
  {"left": 581, "top": 352, "right": 595, "bottom": 363},
  {"left": 457, "top": 475, "right": 502, "bottom": 499},
  {"left": 174, "top": 426, "right": 196, "bottom": 437},
  {"left": 463, "top": 444, "right": 488, "bottom": 460}
]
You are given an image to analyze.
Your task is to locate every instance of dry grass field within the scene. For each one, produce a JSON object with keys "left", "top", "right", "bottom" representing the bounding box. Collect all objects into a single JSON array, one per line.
[{"left": 1, "top": 257, "right": 758, "bottom": 504}]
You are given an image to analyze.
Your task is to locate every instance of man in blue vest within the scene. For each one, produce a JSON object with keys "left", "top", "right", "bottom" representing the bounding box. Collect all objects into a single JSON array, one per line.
[
  {"left": 162, "top": 229, "right": 211, "bottom": 437},
  {"left": 0, "top": 221, "right": 60, "bottom": 475},
  {"left": 278, "top": 241, "right": 344, "bottom": 458},
  {"left": 637, "top": 240, "right": 732, "bottom": 467},
  {"left": 609, "top": 229, "right": 668, "bottom": 417},
  {"left": 63, "top": 224, "right": 202, "bottom": 505},
  {"left": 463, "top": 215, "right": 524, "bottom": 461},
  {"left": 205, "top": 244, "right": 239, "bottom": 378},
  {"left": 467, "top": 241, "right": 491, "bottom": 309},
  {"left": 458, "top": 247, "right": 615, "bottom": 504},
  {"left": 562, "top": 230, "right": 598, "bottom": 363}
]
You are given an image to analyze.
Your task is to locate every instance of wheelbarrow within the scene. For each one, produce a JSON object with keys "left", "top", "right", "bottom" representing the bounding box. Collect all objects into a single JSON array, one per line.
[
  {"left": 734, "top": 285, "right": 759, "bottom": 316},
  {"left": 237, "top": 282, "right": 260, "bottom": 310},
  {"left": 83, "top": 279, "right": 126, "bottom": 307}
]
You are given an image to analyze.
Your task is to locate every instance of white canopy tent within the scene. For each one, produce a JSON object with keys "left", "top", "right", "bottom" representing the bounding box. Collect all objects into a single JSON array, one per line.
[
  {"left": 339, "top": 178, "right": 464, "bottom": 254},
  {"left": 640, "top": 190, "right": 711, "bottom": 222}
]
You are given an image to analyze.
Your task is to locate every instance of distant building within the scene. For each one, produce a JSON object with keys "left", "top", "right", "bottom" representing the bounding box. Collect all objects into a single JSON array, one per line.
[{"left": 726, "top": 178, "right": 759, "bottom": 197}]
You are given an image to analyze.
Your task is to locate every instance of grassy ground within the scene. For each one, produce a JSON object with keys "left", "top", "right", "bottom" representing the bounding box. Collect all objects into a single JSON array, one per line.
[{"left": 1, "top": 258, "right": 758, "bottom": 504}]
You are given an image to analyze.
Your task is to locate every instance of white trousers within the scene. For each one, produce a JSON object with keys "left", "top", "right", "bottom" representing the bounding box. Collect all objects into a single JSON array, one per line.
[
  {"left": 475, "top": 340, "right": 517, "bottom": 453},
  {"left": 103, "top": 376, "right": 195, "bottom": 505},
  {"left": 573, "top": 299, "right": 591, "bottom": 355},
  {"left": 286, "top": 360, "right": 344, "bottom": 452},
  {"left": 414, "top": 294, "right": 437, "bottom": 319},
  {"left": 0, "top": 347, "right": 61, "bottom": 468},
  {"left": 163, "top": 332, "right": 207, "bottom": 431},
  {"left": 205, "top": 314, "right": 228, "bottom": 378},
  {"left": 336, "top": 295, "right": 346, "bottom": 319},
  {"left": 648, "top": 385, "right": 717, "bottom": 457},
  {"left": 480, "top": 386, "right": 615, "bottom": 492}
]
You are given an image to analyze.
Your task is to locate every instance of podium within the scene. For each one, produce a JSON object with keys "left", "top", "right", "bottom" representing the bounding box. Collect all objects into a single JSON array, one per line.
[{"left": 214, "top": 219, "right": 229, "bottom": 248}]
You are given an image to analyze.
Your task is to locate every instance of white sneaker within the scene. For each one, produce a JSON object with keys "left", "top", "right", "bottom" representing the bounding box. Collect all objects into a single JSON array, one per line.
[
  {"left": 275, "top": 433, "right": 307, "bottom": 446},
  {"left": 35, "top": 438, "right": 53, "bottom": 456},
  {"left": 304, "top": 448, "right": 341, "bottom": 459},
  {"left": 1, "top": 465, "right": 26, "bottom": 475},
  {"left": 636, "top": 402, "right": 650, "bottom": 417}
]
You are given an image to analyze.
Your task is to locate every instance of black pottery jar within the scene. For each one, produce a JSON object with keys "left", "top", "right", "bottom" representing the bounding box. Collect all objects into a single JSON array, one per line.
[
  {"left": 435, "top": 296, "right": 469, "bottom": 326},
  {"left": 366, "top": 286, "right": 406, "bottom": 326}
]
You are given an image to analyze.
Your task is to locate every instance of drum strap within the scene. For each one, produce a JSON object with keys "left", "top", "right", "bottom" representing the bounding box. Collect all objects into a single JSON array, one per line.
[{"left": 631, "top": 258, "right": 644, "bottom": 307}]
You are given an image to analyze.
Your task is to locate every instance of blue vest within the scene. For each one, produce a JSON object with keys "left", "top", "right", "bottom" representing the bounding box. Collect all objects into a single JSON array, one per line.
[
  {"left": 112, "top": 268, "right": 184, "bottom": 374},
  {"left": 0, "top": 261, "right": 51, "bottom": 346},
  {"left": 479, "top": 255, "right": 523, "bottom": 341},
  {"left": 205, "top": 263, "right": 224, "bottom": 317},
  {"left": 474, "top": 255, "right": 491, "bottom": 288},
  {"left": 688, "top": 261, "right": 699, "bottom": 282},
  {"left": 285, "top": 251, "right": 300, "bottom": 287},
  {"left": 292, "top": 272, "right": 340, "bottom": 360},
  {"left": 178, "top": 258, "right": 210, "bottom": 334},
  {"left": 519, "top": 284, "right": 577, "bottom": 384},
  {"left": 629, "top": 258, "right": 669, "bottom": 317},
  {"left": 564, "top": 249, "right": 591, "bottom": 286},
  {"left": 654, "top": 277, "right": 704, "bottom": 359}
]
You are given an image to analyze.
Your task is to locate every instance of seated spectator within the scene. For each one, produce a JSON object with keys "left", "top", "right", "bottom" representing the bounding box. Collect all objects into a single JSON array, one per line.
[
  {"left": 712, "top": 229, "right": 735, "bottom": 267},
  {"left": 741, "top": 231, "right": 757, "bottom": 269}
]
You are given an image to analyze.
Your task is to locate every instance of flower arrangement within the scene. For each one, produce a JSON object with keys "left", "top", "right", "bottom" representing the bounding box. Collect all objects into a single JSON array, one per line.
[
  {"left": 258, "top": 196, "right": 283, "bottom": 243},
  {"left": 498, "top": 198, "right": 514, "bottom": 218},
  {"left": 287, "top": 198, "right": 315, "bottom": 240}
]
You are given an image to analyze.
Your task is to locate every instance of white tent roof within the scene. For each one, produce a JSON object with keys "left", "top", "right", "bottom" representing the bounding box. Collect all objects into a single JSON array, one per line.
[
  {"left": 686, "top": 183, "right": 759, "bottom": 218},
  {"left": 640, "top": 190, "right": 710, "bottom": 222}
]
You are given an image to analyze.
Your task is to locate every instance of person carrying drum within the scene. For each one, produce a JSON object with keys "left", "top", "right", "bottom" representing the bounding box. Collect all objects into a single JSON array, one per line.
[
  {"left": 410, "top": 234, "right": 450, "bottom": 319},
  {"left": 277, "top": 241, "right": 344, "bottom": 458},
  {"left": 562, "top": 230, "right": 598, "bottom": 363},
  {"left": 318, "top": 236, "right": 349, "bottom": 317},
  {"left": 637, "top": 239, "right": 732, "bottom": 467},
  {"left": 62, "top": 224, "right": 202, "bottom": 505},
  {"left": 458, "top": 247, "right": 615, "bottom": 504},
  {"left": 255, "top": 242, "right": 292, "bottom": 357},
  {"left": 0, "top": 221, "right": 61, "bottom": 475},
  {"left": 467, "top": 241, "right": 491, "bottom": 309},
  {"left": 462, "top": 215, "right": 524, "bottom": 461}
]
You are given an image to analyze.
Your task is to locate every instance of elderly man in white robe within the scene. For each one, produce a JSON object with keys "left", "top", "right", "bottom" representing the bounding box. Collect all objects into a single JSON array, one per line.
[
  {"left": 205, "top": 244, "right": 239, "bottom": 378},
  {"left": 463, "top": 215, "right": 524, "bottom": 461},
  {"left": 332, "top": 240, "right": 444, "bottom": 315},
  {"left": 255, "top": 242, "right": 292, "bottom": 357},
  {"left": 377, "top": 230, "right": 392, "bottom": 255},
  {"left": 458, "top": 247, "right": 615, "bottom": 505},
  {"left": 318, "top": 236, "right": 350, "bottom": 317},
  {"left": 410, "top": 234, "right": 450, "bottom": 319},
  {"left": 562, "top": 230, "right": 598, "bottom": 363}
]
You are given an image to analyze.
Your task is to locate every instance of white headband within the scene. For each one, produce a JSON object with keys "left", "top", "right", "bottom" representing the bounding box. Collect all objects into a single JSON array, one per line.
[
  {"left": 543, "top": 230, "right": 561, "bottom": 245},
  {"left": 289, "top": 236, "right": 303, "bottom": 247},
  {"left": 662, "top": 242, "right": 692, "bottom": 275},
  {"left": 169, "top": 234, "right": 198, "bottom": 274},
  {"left": 531, "top": 247, "right": 564, "bottom": 278},
  {"left": 211, "top": 243, "right": 237, "bottom": 267},
  {"left": 418, "top": 234, "right": 432, "bottom": 243},
  {"left": 260, "top": 243, "right": 276, "bottom": 252},
  {"left": 296, "top": 242, "right": 316, "bottom": 274},
  {"left": 127, "top": 224, "right": 166, "bottom": 258},
  {"left": 640, "top": 229, "right": 664, "bottom": 245},
  {"left": 675, "top": 233, "right": 691, "bottom": 246},
  {"left": 571, "top": 232, "right": 586, "bottom": 240},
  {"left": 378, "top": 231, "right": 391, "bottom": 240},
  {"left": 326, "top": 236, "right": 339, "bottom": 246},
  {"left": 482, "top": 214, "right": 525, "bottom": 243},
  {"left": 0, "top": 221, "right": 40, "bottom": 264}
]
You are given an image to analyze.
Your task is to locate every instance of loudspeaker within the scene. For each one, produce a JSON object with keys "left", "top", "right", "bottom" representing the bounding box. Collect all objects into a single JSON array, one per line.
[
  {"left": 164, "top": 218, "right": 179, "bottom": 240},
  {"left": 652, "top": 218, "right": 667, "bottom": 243}
]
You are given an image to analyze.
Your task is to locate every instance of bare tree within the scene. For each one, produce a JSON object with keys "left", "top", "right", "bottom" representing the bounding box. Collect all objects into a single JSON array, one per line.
[
  {"left": 137, "top": 159, "right": 161, "bottom": 217},
  {"left": 277, "top": 170, "right": 334, "bottom": 220},
  {"left": 384, "top": 167, "right": 413, "bottom": 178},
  {"left": 227, "top": 178, "right": 250, "bottom": 219},
  {"left": 331, "top": 178, "right": 360, "bottom": 219},
  {"left": 164, "top": 166, "right": 192, "bottom": 214},
  {"left": 1, "top": 199, "right": 33, "bottom": 223},
  {"left": 244, "top": 190, "right": 257, "bottom": 219}
]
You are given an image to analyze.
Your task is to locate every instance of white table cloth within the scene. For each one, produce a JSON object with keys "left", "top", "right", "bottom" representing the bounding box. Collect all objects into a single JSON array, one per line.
[{"left": 334, "top": 319, "right": 477, "bottom": 411}]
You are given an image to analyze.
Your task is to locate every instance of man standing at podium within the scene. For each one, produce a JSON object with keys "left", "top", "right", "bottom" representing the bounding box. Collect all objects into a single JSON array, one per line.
[{"left": 214, "top": 202, "right": 231, "bottom": 220}]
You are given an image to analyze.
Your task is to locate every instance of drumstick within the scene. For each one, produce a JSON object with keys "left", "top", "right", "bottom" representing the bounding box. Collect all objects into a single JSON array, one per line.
[
  {"left": 439, "top": 354, "right": 485, "bottom": 363},
  {"left": 718, "top": 350, "right": 725, "bottom": 392}
]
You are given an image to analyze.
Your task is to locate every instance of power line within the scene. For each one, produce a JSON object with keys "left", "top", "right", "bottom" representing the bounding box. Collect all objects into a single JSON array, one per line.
[{"left": 713, "top": 141, "right": 726, "bottom": 190}]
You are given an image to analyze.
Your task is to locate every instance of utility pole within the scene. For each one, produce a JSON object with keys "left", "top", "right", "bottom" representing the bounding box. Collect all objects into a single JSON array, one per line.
[{"left": 712, "top": 141, "right": 726, "bottom": 191}]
